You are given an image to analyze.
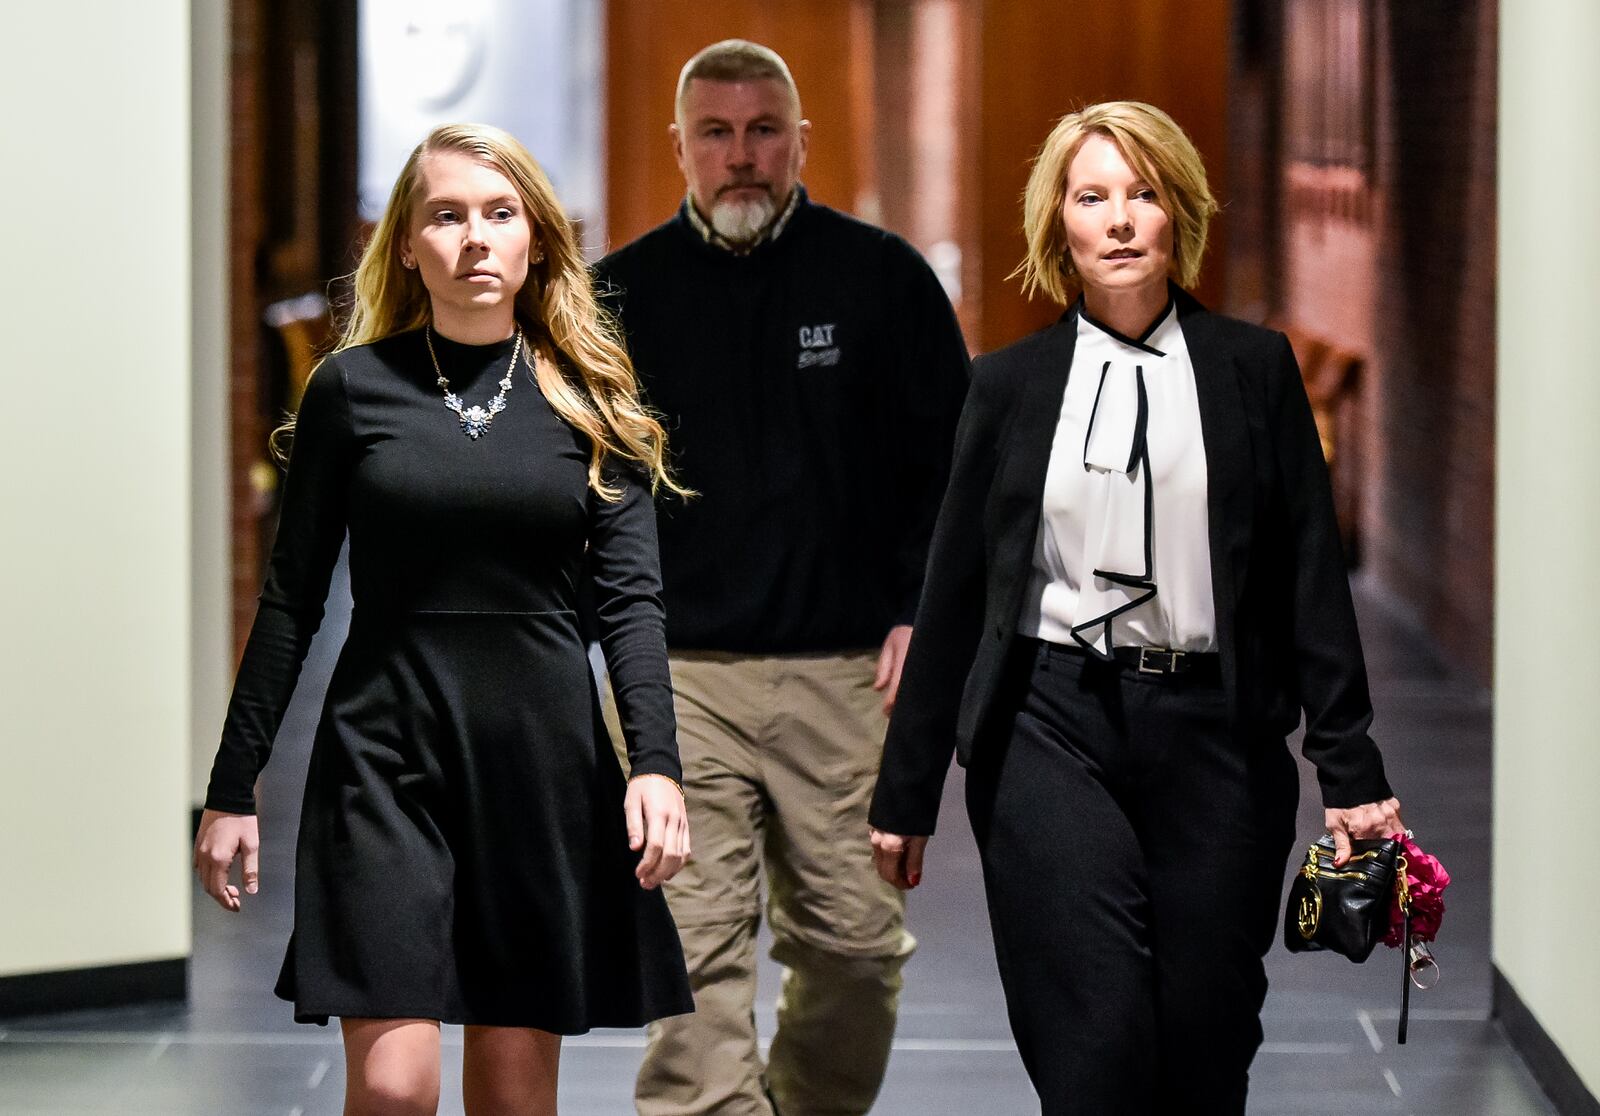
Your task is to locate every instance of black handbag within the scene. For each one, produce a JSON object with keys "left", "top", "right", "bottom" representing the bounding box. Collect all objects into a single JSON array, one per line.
[{"left": 1284, "top": 833, "right": 1417, "bottom": 1042}]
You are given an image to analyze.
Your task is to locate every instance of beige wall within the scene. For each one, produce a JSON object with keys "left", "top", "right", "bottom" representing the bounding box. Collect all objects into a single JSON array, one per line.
[
  {"left": 191, "top": 0, "right": 232, "bottom": 805},
  {"left": 1494, "top": 0, "right": 1600, "bottom": 1095},
  {"left": 0, "top": 1, "right": 195, "bottom": 976}
]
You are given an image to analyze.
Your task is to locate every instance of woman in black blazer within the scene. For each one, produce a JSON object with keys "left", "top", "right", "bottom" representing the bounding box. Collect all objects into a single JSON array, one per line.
[{"left": 868, "top": 102, "right": 1405, "bottom": 1114}]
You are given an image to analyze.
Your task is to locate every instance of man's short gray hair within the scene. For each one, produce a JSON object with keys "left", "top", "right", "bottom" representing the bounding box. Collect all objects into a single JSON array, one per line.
[{"left": 674, "top": 39, "right": 802, "bottom": 121}]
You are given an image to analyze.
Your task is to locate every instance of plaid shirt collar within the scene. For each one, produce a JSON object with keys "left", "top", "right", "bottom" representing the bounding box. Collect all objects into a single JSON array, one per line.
[{"left": 683, "top": 185, "right": 804, "bottom": 255}]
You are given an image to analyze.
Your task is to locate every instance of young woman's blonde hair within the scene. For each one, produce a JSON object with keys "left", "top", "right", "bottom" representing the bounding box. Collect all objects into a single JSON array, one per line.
[
  {"left": 1014, "top": 101, "right": 1218, "bottom": 306},
  {"left": 283, "top": 122, "right": 683, "bottom": 500}
]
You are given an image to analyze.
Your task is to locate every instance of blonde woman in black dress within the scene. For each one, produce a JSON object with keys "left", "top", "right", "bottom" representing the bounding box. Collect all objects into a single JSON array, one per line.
[{"left": 192, "top": 123, "right": 694, "bottom": 1116}]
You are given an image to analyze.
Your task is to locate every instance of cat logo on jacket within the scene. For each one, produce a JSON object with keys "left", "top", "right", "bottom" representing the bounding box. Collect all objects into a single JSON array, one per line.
[{"left": 797, "top": 323, "right": 841, "bottom": 370}]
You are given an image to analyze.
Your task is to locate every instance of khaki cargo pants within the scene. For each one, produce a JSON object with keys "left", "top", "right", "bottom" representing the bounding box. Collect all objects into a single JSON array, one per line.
[{"left": 615, "top": 649, "right": 915, "bottom": 1116}]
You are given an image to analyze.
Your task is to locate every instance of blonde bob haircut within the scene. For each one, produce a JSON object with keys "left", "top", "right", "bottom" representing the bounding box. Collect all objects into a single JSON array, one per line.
[
  {"left": 1015, "top": 101, "right": 1217, "bottom": 306},
  {"left": 285, "top": 122, "right": 684, "bottom": 500}
]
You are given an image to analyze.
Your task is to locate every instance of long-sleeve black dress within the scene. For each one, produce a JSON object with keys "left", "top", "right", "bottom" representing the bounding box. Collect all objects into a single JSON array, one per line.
[{"left": 204, "top": 328, "right": 694, "bottom": 1030}]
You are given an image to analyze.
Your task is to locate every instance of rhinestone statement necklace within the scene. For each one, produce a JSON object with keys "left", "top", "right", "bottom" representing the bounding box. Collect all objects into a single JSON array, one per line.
[{"left": 425, "top": 325, "right": 526, "bottom": 439}]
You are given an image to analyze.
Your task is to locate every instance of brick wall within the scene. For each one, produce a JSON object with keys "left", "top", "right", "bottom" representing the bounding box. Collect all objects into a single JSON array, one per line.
[
  {"left": 1229, "top": 0, "right": 1496, "bottom": 683},
  {"left": 226, "top": 0, "right": 360, "bottom": 663},
  {"left": 1366, "top": 0, "right": 1497, "bottom": 683},
  {"left": 229, "top": 0, "right": 264, "bottom": 661}
]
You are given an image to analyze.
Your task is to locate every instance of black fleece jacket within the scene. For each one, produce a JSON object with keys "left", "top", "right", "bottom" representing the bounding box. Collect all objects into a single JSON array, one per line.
[{"left": 594, "top": 189, "right": 970, "bottom": 653}]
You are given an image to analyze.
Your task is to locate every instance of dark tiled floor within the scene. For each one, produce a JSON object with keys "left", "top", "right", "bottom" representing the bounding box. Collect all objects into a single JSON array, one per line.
[{"left": 0, "top": 569, "right": 1556, "bottom": 1114}]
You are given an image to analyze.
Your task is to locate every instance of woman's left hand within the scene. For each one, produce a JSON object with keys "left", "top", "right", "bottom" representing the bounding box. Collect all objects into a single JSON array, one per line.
[
  {"left": 626, "top": 774, "right": 691, "bottom": 890},
  {"left": 870, "top": 827, "right": 928, "bottom": 890},
  {"left": 1324, "top": 797, "right": 1406, "bottom": 867}
]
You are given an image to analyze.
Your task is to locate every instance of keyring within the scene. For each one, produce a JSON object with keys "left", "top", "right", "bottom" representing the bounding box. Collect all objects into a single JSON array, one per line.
[{"left": 1407, "top": 940, "right": 1441, "bottom": 989}]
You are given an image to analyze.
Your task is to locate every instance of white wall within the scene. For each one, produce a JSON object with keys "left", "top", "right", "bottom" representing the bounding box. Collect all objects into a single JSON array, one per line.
[
  {"left": 0, "top": 1, "right": 193, "bottom": 976},
  {"left": 1494, "top": 0, "right": 1600, "bottom": 1096},
  {"left": 357, "top": 0, "right": 607, "bottom": 249}
]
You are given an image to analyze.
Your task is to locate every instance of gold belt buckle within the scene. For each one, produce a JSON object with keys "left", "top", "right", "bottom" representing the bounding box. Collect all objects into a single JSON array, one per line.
[{"left": 1137, "top": 647, "right": 1183, "bottom": 674}]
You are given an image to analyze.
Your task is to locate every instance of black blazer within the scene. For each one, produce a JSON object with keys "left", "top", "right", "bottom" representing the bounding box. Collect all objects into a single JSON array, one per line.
[{"left": 869, "top": 290, "right": 1393, "bottom": 836}]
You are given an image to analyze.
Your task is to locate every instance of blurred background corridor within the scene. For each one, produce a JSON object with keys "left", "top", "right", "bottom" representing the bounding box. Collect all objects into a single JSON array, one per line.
[{"left": 2, "top": 1, "right": 1597, "bottom": 1113}]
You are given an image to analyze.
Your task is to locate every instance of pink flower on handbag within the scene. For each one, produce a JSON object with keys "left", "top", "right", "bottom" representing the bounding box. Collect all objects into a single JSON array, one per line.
[{"left": 1385, "top": 833, "right": 1451, "bottom": 947}]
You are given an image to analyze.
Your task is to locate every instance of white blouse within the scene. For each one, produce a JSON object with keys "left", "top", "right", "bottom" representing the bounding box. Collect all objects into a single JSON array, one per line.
[{"left": 1017, "top": 303, "right": 1218, "bottom": 655}]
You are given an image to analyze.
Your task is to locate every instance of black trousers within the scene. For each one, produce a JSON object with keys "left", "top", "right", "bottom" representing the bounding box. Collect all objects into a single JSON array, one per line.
[{"left": 966, "top": 640, "right": 1300, "bottom": 1115}]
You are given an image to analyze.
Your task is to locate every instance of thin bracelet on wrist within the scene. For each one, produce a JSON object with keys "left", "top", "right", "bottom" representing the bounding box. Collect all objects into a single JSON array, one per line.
[{"left": 630, "top": 772, "right": 685, "bottom": 797}]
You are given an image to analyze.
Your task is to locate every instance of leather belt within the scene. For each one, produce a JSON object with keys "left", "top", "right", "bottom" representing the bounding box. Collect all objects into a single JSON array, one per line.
[
  {"left": 1029, "top": 638, "right": 1221, "bottom": 681},
  {"left": 1114, "top": 646, "right": 1217, "bottom": 675}
]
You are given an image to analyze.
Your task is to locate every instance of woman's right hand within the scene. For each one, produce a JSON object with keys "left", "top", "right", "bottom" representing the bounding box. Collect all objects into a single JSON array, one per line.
[
  {"left": 870, "top": 828, "right": 929, "bottom": 890},
  {"left": 1324, "top": 797, "right": 1406, "bottom": 867},
  {"left": 625, "top": 774, "right": 691, "bottom": 891},
  {"left": 192, "top": 808, "right": 261, "bottom": 912}
]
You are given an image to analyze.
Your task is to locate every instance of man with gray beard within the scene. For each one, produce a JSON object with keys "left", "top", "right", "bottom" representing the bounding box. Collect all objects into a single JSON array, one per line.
[{"left": 594, "top": 39, "right": 969, "bottom": 1116}]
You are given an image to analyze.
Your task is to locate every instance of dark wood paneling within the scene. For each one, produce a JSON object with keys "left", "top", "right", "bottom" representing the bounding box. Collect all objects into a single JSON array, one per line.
[
  {"left": 603, "top": 0, "right": 1231, "bottom": 353},
  {"left": 228, "top": 0, "right": 361, "bottom": 663},
  {"left": 977, "top": 0, "right": 1232, "bottom": 350},
  {"left": 605, "top": 0, "right": 866, "bottom": 250},
  {"left": 1226, "top": 0, "right": 1286, "bottom": 319},
  {"left": 1367, "top": 0, "right": 1496, "bottom": 683},
  {"left": 229, "top": 0, "right": 265, "bottom": 660},
  {"left": 1229, "top": 0, "right": 1496, "bottom": 681}
]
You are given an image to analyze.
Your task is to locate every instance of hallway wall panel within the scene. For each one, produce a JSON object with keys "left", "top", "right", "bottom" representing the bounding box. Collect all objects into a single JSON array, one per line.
[
  {"left": 978, "top": 0, "right": 1231, "bottom": 349},
  {"left": 603, "top": 0, "right": 1231, "bottom": 353},
  {"left": 191, "top": 0, "right": 234, "bottom": 815},
  {"left": 0, "top": 0, "right": 193, "bottom": 984},
  {"left": 605, "top": 0, "right": 867, "bottom": 250},
  {"left": 1228, "top": 0, "right": 1497, "bottom": 684},
  {"left": 1367, "top": 0, "right": 1496, "bottom": 683},
  {"left": 1495, "top": 0, "right": 1600, "bottom": 1099}
]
